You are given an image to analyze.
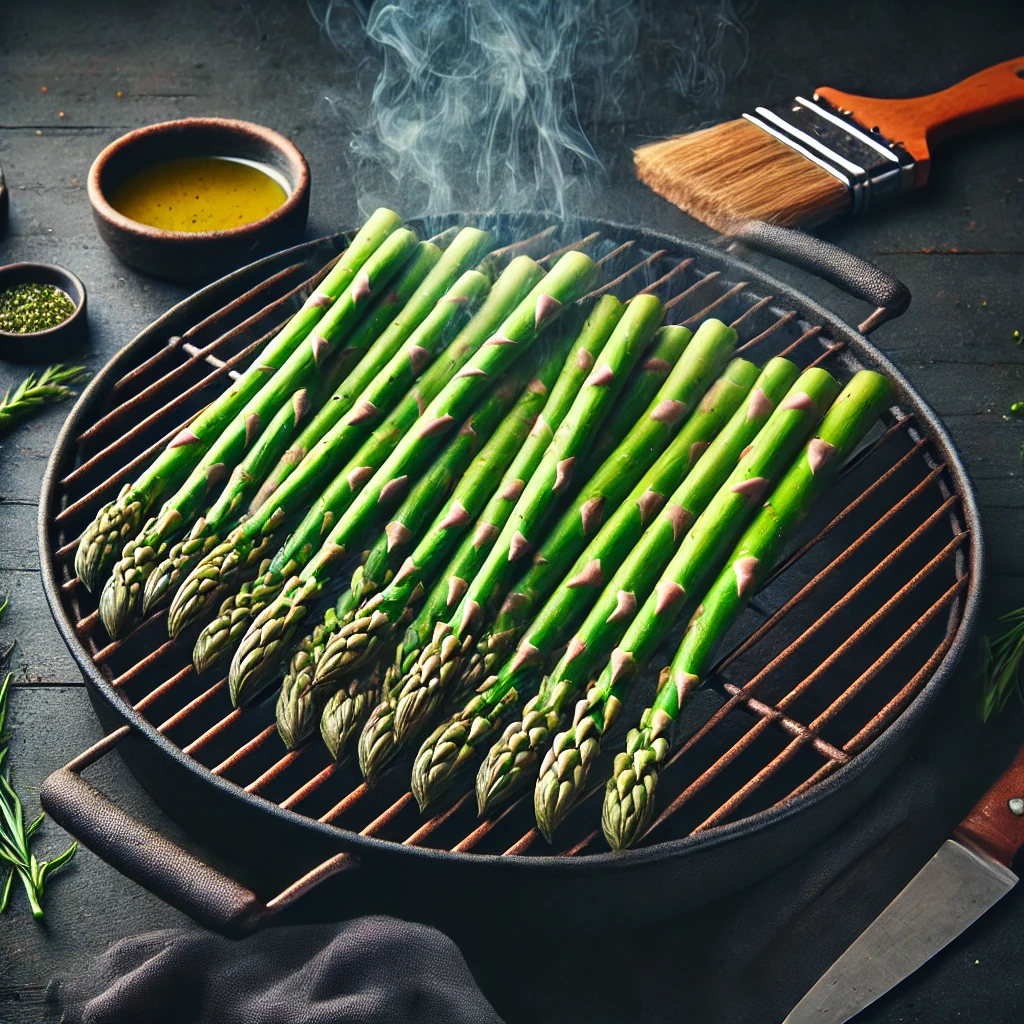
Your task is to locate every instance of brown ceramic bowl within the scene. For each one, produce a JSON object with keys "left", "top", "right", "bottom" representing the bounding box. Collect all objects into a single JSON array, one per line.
[
  {"left": 88, "top": 118, "right": 310, "bottom": 284},
  {"left": 0, "top": 262, "right": 88, "bottom": 360}
]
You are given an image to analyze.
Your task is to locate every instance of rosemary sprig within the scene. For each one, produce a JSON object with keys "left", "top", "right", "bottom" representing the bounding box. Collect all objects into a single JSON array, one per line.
[
  {"left": 0, "top": 364, "right": 89, "bottom": 437},
  {"left": 980, "top": 607, "right": 1024, "bottom": 722},
  {"left": 0, "top": 671, "right": 78, "bottom": 918}
]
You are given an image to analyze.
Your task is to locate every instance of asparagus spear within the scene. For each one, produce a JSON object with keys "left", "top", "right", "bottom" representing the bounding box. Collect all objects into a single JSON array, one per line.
[
  {"left": 321, "top": 659, "right": 387, "bottom": 762},
  {"left": 98, "top": 226, "right": 422, "bottom": 637},
  {"left": 313, "top": 345, "right": 563, "bottom": 687},
  {"left": 533, "top": 366, "right": 841, "bottom": 840},
  {"left": 347, "top": 295, "right": 627, "bottom": 676},
  {"left": 228, "top": 251, "right": 599, "bottom": 705},
  {"left": 575, "top": 325, "right": 692, "bottom": 484},
  {"left": 474, "top": 319, "right": 738, "bottom": 681},
  {"left": 75, "top": 208, "right": 402, "bottom": 593},
  {"left": 276, "top": 587, "right": 361, "bottom": 750},
  {"left": 353, "top": 298, "right": 629, "bottom": 783},
  {"left": 249, "top": 231, "right": 486, "bottom": 511},
  {"left": 170, "top": 255, "right": 540, "bottom": 649},
  {"left": 474, "top": 356, "right": 765, "bottom": 814},
  {"left": 141, "top": 240, "right": 445, "bottom": 617},
  {"left": 395, "top": 296, "right": 665, "bottom": 767},
  {"left": 456, "top": 356, "right": 800, "bottom": 817},
  {"left": 602, "top": 370, "right": 893, "bottom": 849},
  {"left": 275, "top": 345, "right": 549, "bottom": 745}
]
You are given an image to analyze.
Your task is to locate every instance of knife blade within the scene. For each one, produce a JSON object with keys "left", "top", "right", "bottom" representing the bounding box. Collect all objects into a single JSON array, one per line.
[{"left": 784, "top": 741, "right": 1024, "bottom": 1024}]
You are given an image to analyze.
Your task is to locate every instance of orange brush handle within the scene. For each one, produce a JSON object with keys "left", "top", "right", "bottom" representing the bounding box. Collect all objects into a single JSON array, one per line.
[{"left": 816, "top": 57, "right": 1024, "bottom": 187}]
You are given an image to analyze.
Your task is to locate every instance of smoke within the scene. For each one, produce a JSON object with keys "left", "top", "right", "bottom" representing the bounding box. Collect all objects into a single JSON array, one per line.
[{"left": 308, "top": 0, "right": 748, "bottom": 219}]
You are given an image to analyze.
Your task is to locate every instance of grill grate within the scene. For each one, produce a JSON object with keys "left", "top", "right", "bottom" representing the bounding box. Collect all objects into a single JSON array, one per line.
[{"left": 43, "top": 218, "right": 971, "bottom": 862}]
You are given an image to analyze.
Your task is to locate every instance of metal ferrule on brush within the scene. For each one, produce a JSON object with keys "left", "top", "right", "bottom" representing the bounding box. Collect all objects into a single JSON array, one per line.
[{"left": 743, "top": 96, "right": 915, "bottom": 214}]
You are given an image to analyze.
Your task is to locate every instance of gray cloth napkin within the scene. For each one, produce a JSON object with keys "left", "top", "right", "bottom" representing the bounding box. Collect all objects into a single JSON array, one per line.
[{"left": 51, "top": 916, "right": 504, "bottom": 1024}]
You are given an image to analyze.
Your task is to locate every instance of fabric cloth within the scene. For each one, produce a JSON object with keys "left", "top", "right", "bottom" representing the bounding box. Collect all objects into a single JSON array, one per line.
[{"left": 51, "top": 916, "right": 504, "bottom": 1024}]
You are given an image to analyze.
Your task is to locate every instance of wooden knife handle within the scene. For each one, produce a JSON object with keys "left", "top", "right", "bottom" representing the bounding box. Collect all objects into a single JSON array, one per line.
[
  {"left": 953, "top": 742, "right": 1024, "bottom": 867},
  {"left": 816, "top": 57, "right": 1024, "bottom": 186}
]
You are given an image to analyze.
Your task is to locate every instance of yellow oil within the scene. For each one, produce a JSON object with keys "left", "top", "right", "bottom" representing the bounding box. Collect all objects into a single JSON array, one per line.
[{"left": 110, "top": 156, "right": 288, "bottom": 232}]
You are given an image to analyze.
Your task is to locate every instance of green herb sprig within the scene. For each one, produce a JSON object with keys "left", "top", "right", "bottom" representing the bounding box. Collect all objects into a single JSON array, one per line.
[
  {"left": 980, "top": 607, "right": 1024, "bottom": 722},
  {"left": 0, "top": 642, "right": 78, "bottom": 918},
  {"left": 0, "top": 364, "right": 89, "bottom": 437}
]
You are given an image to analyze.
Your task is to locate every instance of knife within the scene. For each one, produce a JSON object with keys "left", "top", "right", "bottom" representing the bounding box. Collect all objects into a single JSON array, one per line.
[{"left": 783, "top": 742, "right": 1024, "bottom": 1023}]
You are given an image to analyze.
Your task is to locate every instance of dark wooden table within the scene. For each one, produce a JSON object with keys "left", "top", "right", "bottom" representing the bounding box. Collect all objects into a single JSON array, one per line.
[{"left": 1, "top": 1, "right": 1023, "bottom": 1021}]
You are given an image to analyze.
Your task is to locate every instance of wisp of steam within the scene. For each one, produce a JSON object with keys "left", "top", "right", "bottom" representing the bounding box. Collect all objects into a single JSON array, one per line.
[{"left": 309, "top": 0, "right": 748, "bottom": 219}]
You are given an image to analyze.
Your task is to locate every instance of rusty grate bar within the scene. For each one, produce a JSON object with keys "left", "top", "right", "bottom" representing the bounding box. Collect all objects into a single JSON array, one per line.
[
  {"left": 680, "top": 281, "right": 750, "bottom": 327},
  {"left": 107, "top": 258, "right": 316, "bottom": 399},
  {"left": 637, "top": 257, "right": 695, "bottom": 297},
  {"left": 735, "top": 310, "right": 798, "bottom": 353},
  {"left": 77, "top": 262, "right": 314, "bottom": 447},
  {"left": 664, "top": 270, "right": 721, "bottom": 312},
  {"left": 645, "top": 534, "right": 967, "bottom": 839},
  {"left": 537, "top": 232, "right": 602, "bottom": 266},
  {"left": 729, "top": 294, "right": 774, "bottom": 329},
  {"left": 585, "top": 252, "right": 666, "bottom": 300},
  {"left": 693, "top": 576, "right": 967, "bottom": 833},
  {"left": 157, "top": 678, "right": 227, "bottom": 734}
]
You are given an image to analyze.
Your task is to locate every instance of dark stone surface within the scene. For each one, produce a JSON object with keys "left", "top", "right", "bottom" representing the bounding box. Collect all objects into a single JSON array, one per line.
[{"left": 1, "top": 0, "right": 1023, "bottom": 1021}]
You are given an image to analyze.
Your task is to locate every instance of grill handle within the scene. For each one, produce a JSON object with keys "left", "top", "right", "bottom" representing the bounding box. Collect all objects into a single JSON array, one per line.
[
  {"left": 730, "top": 220, "right": 911, "bottom": 335},
  {"left": 41, "top": 726, "right": 359, "bottom": 938}
]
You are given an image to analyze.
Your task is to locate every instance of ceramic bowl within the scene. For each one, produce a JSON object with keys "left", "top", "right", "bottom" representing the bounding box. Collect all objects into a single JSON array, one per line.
[
  {"left": 88, "top": 117, "right": 310, "bottom": 284},
  {"left": 0, "top": 262, "right": 88, "bottom": 360}
]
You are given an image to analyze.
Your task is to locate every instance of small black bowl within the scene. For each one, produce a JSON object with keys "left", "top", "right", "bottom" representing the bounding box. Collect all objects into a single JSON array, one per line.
[
  {"left": 0, "top": 263, "right": 88, "bottom": 361},
  {"left": 88, "top": 117, "right": 310, "bottom": 284}
]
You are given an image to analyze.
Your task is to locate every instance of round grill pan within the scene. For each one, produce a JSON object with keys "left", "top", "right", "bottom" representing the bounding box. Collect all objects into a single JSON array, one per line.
[{"left": 37, "top": 214, "right": 981, "bottom": 938}]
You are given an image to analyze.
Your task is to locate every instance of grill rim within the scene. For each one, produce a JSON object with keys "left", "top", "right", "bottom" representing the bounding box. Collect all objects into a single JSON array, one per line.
[{"left": 37, "top": 219, "right": 982, "bottom": 879}]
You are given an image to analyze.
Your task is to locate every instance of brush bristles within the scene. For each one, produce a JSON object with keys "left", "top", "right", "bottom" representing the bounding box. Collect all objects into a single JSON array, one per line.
[{"left": 634, "top": 118, "right": 852, "bottom": 234}]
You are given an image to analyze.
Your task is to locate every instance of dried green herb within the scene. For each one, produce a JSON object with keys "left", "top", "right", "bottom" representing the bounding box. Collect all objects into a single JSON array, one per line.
[
  {"left": 0, "top": 364, "right": 89, "bottom": 436},
  {"left": 0, "top": 660, "right": 78, "bottom": 918},
  {"left": 0, "top": 282, "right": 76, "bottom": 334}
]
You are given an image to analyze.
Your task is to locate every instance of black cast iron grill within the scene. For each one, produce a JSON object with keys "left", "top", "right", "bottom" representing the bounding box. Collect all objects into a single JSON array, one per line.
[{"left": 38, "top": 214, "right": 980, "bottom": 933}]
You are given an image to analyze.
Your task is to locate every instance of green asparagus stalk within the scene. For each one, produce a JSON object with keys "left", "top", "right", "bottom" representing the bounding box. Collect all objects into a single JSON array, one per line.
[
  {"left": 275, "top": 347, "right": 550, "bottom": 743},
  {"left": 533, "top": 366, "right": 841, "bottom": 840},
  {"left": 474, "top": 356, "right": 766, "bottom": 814},
  {"left": 249, "top": 231, "right": 488, "bottom": 511},
  {"left": 353, "top": 298, "right": 629, "bottom": 784},
  {"left": 350, "top": 295, "right": 627, "bottom": 663},
  {"left": 75, "top": 208, "right": 402, "bottom": 593},
  {"left": 394, "top": 297, "right": 664, "bottom": 768},
  {"left": 99, "top": 226, "right": 422, "bottom": 637},
  {"left": 170, "top": 255, "right": 539, "bottom": 651},
  {"left": 228, "top": 251, "right": 599, "bottom": 705},
  {"left": 313, "top": 350, "right": 559, "bottom": 688},
  {"left": 407, "top": 298, "right": 679, "bottom": 811},
  {"left": 574, "top": 326, "right": 692, "bottom": 483},
  {"left": 144, "top": 237, "right": 486, "bottom": 620},
  {"left": 602, "top": 370, "right": 893, "bottom": 849},
  {"left": 420, "top": 354, "right": 799, "bottom": 818},
  {"left": 475, "top": 318, "right": 738, "bottom": 679}
]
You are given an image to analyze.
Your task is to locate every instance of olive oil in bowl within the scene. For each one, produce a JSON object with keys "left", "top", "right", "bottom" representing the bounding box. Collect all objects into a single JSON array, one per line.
[{"left": 110, "top": 156, "right": 289, "bottom": 233}]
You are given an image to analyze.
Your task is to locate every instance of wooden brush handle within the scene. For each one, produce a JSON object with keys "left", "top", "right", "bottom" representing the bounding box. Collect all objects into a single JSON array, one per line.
[
  {"left": 953, "top": 741, "right": 1024, "bottom": 868},
  {"left": 816, "top": 57, "right": 1024, "bottom": 186}
]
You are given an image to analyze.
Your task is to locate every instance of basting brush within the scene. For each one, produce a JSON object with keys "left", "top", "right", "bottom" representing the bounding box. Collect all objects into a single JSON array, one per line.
[{"left": 635, "top": 57, "right": 1024, "bottom": 233}]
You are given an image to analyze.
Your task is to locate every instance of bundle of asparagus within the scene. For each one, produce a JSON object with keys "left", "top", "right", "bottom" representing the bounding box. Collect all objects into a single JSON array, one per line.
[{"left": 74, "top": 209, "right": 894, "bottom": 851}]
